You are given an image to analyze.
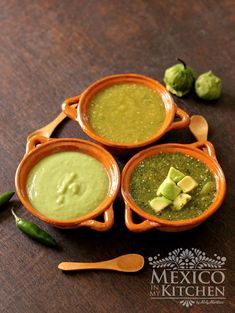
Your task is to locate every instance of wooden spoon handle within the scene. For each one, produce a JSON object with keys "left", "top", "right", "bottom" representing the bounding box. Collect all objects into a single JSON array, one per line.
[
  {"left": 27, "top": 100, "right": 79, "bottom": 141},
  {"left": 35, "top": 111, "right": 66, "bottom": 137},
  {"left": 58, "top": 260, "right": 113, "bottom": 271},
  {"left": 27, "top": 111, "right": 66, "bottom": 141}
]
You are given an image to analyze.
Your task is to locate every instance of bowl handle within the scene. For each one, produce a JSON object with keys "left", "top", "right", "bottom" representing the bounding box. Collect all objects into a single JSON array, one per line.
[
  {"left": 26, "top": 135, "right": 50, "bottom": 154},
  {"left": 189, "top": 141, "right": 217, "bottom": 160},
  {"left": 79, "top": 205, "right": 114, "bottom": 231},
  {"left": 168, "top": 106, "right": 190, "bottom": 131},
  {"left": 125, "top": 204, "right": 161, "bottom": 232},
  {"left": 62, "top": 95, "right": 81, "bottom": 121}
]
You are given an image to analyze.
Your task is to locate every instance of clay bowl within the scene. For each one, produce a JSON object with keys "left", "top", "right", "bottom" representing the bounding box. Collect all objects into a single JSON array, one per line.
[
  {"left": 62, "top": 73, "right": 190, "bottom": 154},
  {"left": 15, "top": 135, "right": 120, "bottom": 230},
  {"left": 121, "top": 141, "right": 226, "bottom": 232}
]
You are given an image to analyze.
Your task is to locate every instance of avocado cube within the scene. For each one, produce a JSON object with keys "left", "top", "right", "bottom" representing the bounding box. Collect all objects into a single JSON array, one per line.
[
  {"left": 157, "top": 177, "right": 182, "bottom": 200},
  {"left": 177, "top": 176, "right": 198, "bottom": 193},
  {"left": 200, "top": 181, "right": 214, "bottom": 195},
  {"left": 173, "top": 193, "right": 192, "bottom": 211},
  {"left": 167, "top": 167, "right": 185, "bottom": 183},
  {"left": 149, "top": 196, "right": 172, "bottom": 213}
]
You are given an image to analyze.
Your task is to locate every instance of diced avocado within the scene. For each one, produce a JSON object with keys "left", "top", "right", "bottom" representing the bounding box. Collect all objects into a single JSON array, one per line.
[
  {"left": 173, "top": 193, "right": 192, "bottom": 211},
  {"left": 157, "top": 177, "right": 182, "bottom": 200},
  {"left": 200, "top": 181, "right": 214, "bottom": 195},
  {"left": 167, "top": 167, "right": 185, "bottom": 183},
  {"left": 149, "top": 196, "right": 172, "bottom": 213},
  {"left": 177, "top": 176, "right": 198, "bottom": 193}
]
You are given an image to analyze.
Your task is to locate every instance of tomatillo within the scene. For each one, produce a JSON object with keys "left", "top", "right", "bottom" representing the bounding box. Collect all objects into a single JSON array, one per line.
[
  {"left": 164, "top": 59, "right": 196, "bottom": 97},
  {"left": 195, "top": 71, "right": 221, "bottom": 100}
]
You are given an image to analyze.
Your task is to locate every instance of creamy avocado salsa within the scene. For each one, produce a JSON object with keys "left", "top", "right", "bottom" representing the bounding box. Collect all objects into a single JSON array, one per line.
[
  {"left": 26, "top": 152, "right": 109, "bottom": 220},
  {"left": 88, "top": 83, "right": 165, "bottom": 144},
  {"left": 130, "top": 152, "right": 216, "bottom": 220}
]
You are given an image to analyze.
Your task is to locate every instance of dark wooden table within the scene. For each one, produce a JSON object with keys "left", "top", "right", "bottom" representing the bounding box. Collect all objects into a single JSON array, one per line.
[{"left": 0, "top": 1, "right": 234, "bottom": 312}]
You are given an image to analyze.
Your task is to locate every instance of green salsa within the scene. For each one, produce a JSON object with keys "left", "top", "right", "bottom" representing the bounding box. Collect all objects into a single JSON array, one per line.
[
  {"left": 88, "top": 83, "right": 165, "bottom": 144},
  {"left": 26, "top": 152, "right": 109, "bottom": 220},
  {"left": 130, "top": 152, "right": 217, "bottom": 220}
]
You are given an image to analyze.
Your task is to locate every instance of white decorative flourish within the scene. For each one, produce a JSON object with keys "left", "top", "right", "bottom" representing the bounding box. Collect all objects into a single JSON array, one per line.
[
  {"left": 148, "top": 248, "right": 226, "bottom": 270},
  {"left": 180, "top": 300, "right": 195, "bottom": 308},
  {"left": 149, "top": 248, "right": 226, "bottom": 308}
]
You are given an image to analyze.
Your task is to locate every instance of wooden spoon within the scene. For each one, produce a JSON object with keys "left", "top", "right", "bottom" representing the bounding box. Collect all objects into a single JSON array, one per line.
[
  {"left": 58, "top": 253, "right": 145, "bottom": 272},
  {"left": 27, "top": 103, "right": 78, "bottom": 141},
  {"left": 189, "top": 115, "right": 209, "bottom": 141},
  {"left": 27, "top": 111, "right": 66, "bottom": 141}
]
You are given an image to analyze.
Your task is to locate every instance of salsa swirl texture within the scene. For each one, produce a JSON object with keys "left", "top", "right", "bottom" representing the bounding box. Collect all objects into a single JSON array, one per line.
[{"left": 26, "top": 152, "right": 109, "bottom": 220}]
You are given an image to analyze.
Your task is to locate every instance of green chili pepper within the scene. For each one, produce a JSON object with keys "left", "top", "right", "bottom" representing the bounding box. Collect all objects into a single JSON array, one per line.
[
  {"left": 11, "top": 209, "right": 57, "bottom": 247},
  {"left": 0, "top": 191, "right": 15, "bottom": 207}
]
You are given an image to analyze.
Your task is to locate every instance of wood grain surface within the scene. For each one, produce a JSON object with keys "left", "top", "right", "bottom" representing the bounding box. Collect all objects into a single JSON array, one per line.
[{"left": 0, "top": 1, "right": 235, "bottom": 312}]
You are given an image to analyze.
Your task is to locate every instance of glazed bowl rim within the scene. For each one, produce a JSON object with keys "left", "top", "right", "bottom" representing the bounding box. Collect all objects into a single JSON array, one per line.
[
  {"left": 15, "top": 137, "right": 120, "bottom": 227},
  {"left": 121, "top": 141, "right": 226, "bottom": 227},
  {"left": 76, "top": 73, "right": 177, "bottom": 148}
]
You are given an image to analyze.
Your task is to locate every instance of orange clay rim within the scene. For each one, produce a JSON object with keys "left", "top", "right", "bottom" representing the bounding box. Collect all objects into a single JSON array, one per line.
[
  {"left": 121, "top": 142, "right": 226, "bottom": 228},
  {"left": 15, "top": 138, "right": 120, "bottom": 228},
  {"left": 76, "top": 73, "right": 177, "bottom": 149}
]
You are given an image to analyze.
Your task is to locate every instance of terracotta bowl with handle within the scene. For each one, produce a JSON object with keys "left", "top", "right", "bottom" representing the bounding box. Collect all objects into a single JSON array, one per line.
[
  {"left": 62, "top": 73, "right": 190, "bottom": 153},
  {"left": 15, "top": 135, "right": 120, "bottom": 230},
  {"left": 121, "top": 141, "right": 226, "bottom": 232}
]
